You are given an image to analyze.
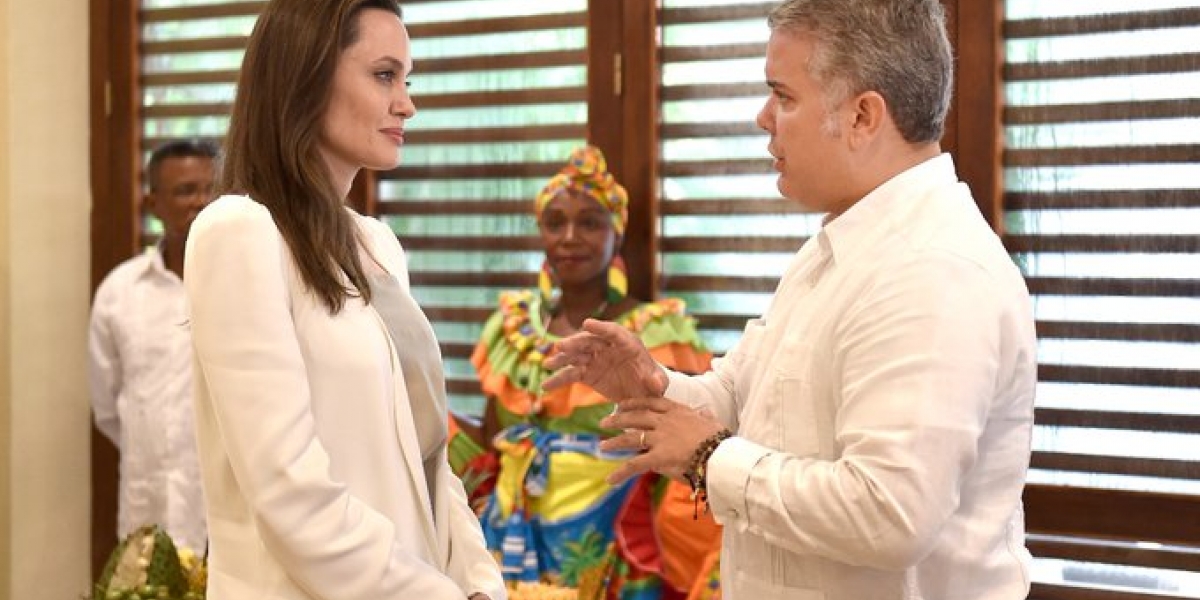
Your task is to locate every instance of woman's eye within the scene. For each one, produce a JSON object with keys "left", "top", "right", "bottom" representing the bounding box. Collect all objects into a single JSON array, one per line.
[{"left": 375, "top": 70, "right": 396, "bottom": 83}]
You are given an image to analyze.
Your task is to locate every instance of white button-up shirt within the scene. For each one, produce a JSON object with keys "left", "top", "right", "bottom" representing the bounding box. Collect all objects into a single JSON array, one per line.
[
  {"left": 667, "top": 154, "right": 1036, "bottom": 600},
  {"left": 88, "top": 246, "right": 206, "bottom": 551}
]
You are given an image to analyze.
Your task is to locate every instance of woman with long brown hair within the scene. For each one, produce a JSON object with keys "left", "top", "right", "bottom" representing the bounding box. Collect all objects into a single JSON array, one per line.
[{"left": 184, "top": 1, "right": 503, "bottom": 598}]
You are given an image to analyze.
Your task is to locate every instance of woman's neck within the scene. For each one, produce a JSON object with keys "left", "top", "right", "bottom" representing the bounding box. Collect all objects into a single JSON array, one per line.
[{"left": 550, "top": 284, "right": 608, "bottom": 332}]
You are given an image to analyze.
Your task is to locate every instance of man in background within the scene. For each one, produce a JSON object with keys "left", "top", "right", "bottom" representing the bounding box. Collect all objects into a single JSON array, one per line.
[{"left": 88, "top": 139, "right": 218, "bottom": 552}]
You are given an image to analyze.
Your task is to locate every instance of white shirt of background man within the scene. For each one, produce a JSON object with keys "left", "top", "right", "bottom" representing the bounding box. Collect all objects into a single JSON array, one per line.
[{"left": 88, "top": 244, "right": 207, "bottom": 552}]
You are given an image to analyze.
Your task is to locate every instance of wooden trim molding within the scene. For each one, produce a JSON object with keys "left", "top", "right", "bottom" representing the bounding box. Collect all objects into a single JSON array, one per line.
[
  {"left": 941, "top": 0, "right": 1004, "bottom": 230},
  {"left": 89, "top": 0, "right": 139, "bottom": 579}
]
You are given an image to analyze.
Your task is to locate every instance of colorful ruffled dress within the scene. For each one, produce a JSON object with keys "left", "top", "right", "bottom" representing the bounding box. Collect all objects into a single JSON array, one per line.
[{"left": 449, "top": 289, "right": 722, "bottom": 600}]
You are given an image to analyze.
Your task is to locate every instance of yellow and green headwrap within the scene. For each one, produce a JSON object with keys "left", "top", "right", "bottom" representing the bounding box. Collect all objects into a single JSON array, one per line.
[
  {"left": 535, "top": 145, "right": 630, "bottom": 304},
  {"left": 534, "top": 145, "right": 629, "bottom": 236}
]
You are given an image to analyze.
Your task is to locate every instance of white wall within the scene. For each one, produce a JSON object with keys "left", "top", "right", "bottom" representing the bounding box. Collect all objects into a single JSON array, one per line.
[{"left": 0, "top": 0, "right": 92, "bottom": 596}]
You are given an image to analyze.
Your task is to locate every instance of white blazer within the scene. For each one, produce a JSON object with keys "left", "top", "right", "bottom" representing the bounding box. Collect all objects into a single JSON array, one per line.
[{"left": 185, "top": 195, "right": 505, "bottom": 600}]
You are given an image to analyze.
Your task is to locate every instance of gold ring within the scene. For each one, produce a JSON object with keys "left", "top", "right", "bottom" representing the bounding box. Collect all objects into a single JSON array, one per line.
[{"left": 639, "top": 430, "right": 647, "bottom": 450}]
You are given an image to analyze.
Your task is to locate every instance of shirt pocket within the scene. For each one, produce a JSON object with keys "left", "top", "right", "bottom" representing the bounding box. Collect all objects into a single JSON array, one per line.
[
  {"left": 732, "top": 318, "right": 767, "bottom": 401},
  {"left": 773, "top": 339, "right": 821, "bottom": 458}
]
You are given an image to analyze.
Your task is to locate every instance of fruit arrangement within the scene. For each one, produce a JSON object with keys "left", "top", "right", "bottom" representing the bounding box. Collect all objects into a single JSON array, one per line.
[
  {"left": 89, "top": 525, "right": 206, "bottom": 600},
  {"left": 507, "top": 581, "right": 579, "bottom": 600}
]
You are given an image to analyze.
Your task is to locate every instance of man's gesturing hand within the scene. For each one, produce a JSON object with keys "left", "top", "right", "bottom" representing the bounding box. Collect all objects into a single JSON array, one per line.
[{"left": 542, "top": 319, "right": 668, "bottom": 400}]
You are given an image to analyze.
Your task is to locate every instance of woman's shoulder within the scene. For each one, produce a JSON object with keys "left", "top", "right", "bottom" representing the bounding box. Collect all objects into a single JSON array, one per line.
[{"left": 193, "top": 194, "right": 274, "bottom": 235}]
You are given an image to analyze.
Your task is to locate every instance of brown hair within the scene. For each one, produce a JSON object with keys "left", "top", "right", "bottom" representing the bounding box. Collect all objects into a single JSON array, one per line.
[
  {"left": 768, "top": 0, "right": 952, "bottom": 144},
  {"left": 219, "top": 0, "right": 403, "bottom": 314}
]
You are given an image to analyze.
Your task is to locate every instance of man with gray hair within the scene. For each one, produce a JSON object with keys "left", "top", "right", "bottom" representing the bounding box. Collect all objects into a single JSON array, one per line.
[{"left": 543, "top": 0, "right": 1037, "bottom": 598}]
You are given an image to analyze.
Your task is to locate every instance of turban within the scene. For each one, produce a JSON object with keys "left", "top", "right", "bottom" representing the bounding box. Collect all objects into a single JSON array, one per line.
[{"left": 534, "top": 145, "right": 629, "bottom": 236}]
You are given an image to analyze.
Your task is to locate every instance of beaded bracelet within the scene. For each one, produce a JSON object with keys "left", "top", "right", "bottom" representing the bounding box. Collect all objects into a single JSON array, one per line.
[{"left": 683, "top": 428, "right": 733, "bottom": 519}]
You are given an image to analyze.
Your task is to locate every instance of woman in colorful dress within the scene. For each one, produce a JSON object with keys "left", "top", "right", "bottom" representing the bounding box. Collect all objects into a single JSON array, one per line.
[{"left": 449, "top": 145, "right": 721, "bottom": 600}]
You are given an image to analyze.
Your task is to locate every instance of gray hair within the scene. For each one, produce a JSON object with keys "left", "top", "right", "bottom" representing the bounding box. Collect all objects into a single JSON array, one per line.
[{"left": 767, "top": 0, "right": 953, "bottom": 143}]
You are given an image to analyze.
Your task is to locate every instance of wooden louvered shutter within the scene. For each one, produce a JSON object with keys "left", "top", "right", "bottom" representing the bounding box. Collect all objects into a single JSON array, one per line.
[
  {"left": 656, "top": 1, "right": 816, "bottom": 353},
  {"left": 1003, "top": 3, "right": 1200, "bottom": 599},
  {"left": 139, "top": 0, "right": 261, "bottom": 245},
  {"left": 379, "top": 1, "right": 588, "bottom": 417}
]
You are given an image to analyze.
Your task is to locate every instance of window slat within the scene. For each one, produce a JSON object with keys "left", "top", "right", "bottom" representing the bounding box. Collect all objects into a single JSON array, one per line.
[
  {"left": 694, "top": 313, "right": 758, "bottom": 331},
  {"left": 1032, "top": 453, "right": 1200, "bottom": 481},
  {"left": 447, "top": 378, "right": 483, "bottom": 395},
  {"left": 1039, "top": 365, "right": 1200, "bottom": 388},
  {"left": 1007, "top": 191, "right": 1200, "bottom": 210},
  {"left": 1005, "top": 234, "right": 1200, "bottom": 253},
  {"left": 661, "top": 42, "right": 766, "bottom": 63},
  {"left": 417, "top": 50, "right": 585, "bottom": 74},
  {"left": 659, "top": 199, "right": 803, "bottom": 215},
  {"left": 409, "top": 271, "right": 535, "bottom": 288},
  {"left": 378, "top": 200, "right": 530, "bottom": 216},
  {"left": 1004, "top": 7, "right": 1200, "bottom": 39},
  {"left": 387, "top": 162, "right": 564, "bottom": 180},
  {"left": 142, "top": 102, "right": 230, "bottom": 119},
  {"left": 414, "top": 86, "right": 586, "bottom": 110},
  {"left": 661, "top": 236, "right": 804, "bottom": 253},
  {"left": 1024, "top": 484, "right": 1200, "bottom": 546},
  {"left": 661, "top": 158, "right": 774, "bottom": 177},
  {"left": 1006, "top": 145, "right": 1200, "bottom": 167},
  {"left": 1026, "top": 277, "right": 1200, "bottom": 298},
  {"left": 141, "top": 1, "right": 264, "bottom": 23},
  {"left": 1005, "top": 99, "right": 1200, "bottom": 126},
  {"left": 1028, "top": 534, "right": 1200, "bottom": 573},
  {"left": 1030, "top": 582, "right": 1196, "bottom": 600},
  {"left": 661, "top": 82, "right": 765, "bottom": 101},
  {"left": 405, "top": 124, "right": 583, "bottom": 145},
  {"left": 143, "top": 69, "right": 240, "bottom": 87},
  {"left": 659, "top": 2, "right": 778, "bottom": 26},
  {"left": 397, "top": 236, "right": 541, "bottom": 251},
  {"left": 440, "top": 343, "right": 475, "bottom": 361},
  {"left": 1036, "top": 408, "right": 1200, "bottom": 434},
  {"left": 661, "top": 121, "right": 763, "bottom": 139},
  {"left": 1005, "top": 53, "right": 1200, "bottom": 82},
  {"left": 423, "top": 307, "right": 494, "bottom": 324},
  {"left": 142, "top": 36, "right": 247, "bottom": 55},
  {"left": 662, "top": 274, "right": 778, "bottom": 293},
  {"left": 1036, "top": 321, "right": 1200, "bottom": 343},
  {"left": 408, "top": 12, "right": 584, "bottom": 38}
]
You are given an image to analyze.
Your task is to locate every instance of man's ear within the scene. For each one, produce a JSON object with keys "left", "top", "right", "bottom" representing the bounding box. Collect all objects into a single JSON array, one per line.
[
  {"left": 847, "top": 90, "right": 888, "bottom": 149},
  {"left": 143, "top": 191, "right": 161, "bottom": 221}
]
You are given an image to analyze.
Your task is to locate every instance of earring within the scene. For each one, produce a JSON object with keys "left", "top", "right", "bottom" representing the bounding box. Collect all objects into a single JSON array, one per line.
[
  {"left": 538, "top": 259, "right": 557, "bottom": 303},
  {"left": 606, "top": 256, "right": 628, "bottom": 304}
]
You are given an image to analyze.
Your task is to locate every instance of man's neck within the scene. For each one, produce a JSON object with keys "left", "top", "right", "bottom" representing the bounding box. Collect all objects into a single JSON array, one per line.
[{"left": 160, "top": 237, "right": 185, "bottom": 280}]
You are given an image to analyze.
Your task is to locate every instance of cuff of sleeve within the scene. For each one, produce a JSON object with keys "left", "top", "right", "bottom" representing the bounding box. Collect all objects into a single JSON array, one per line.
[
  {"left": 664, "top": 368, "right": 690, "bottom": 398},
  {"left": 705, "top": 435, "right": 773, "bottom": 531}
]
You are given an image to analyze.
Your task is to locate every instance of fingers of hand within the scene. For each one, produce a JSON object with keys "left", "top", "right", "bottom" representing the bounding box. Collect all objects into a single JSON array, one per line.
[
  {"left": 611, "top": 396, "right": 672, "bottom": 414},
  {"left": 599, "top": 428, "right": 648, "bottom": 453},
  {"left": 605, "top": 455, "right": 651, "bottom": 485},
  {"left": 540, "top": 365, "right": 581, "bottom": 391},
  {"left": 600, "top": 407, "right": 660, "bottom": 431}
]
